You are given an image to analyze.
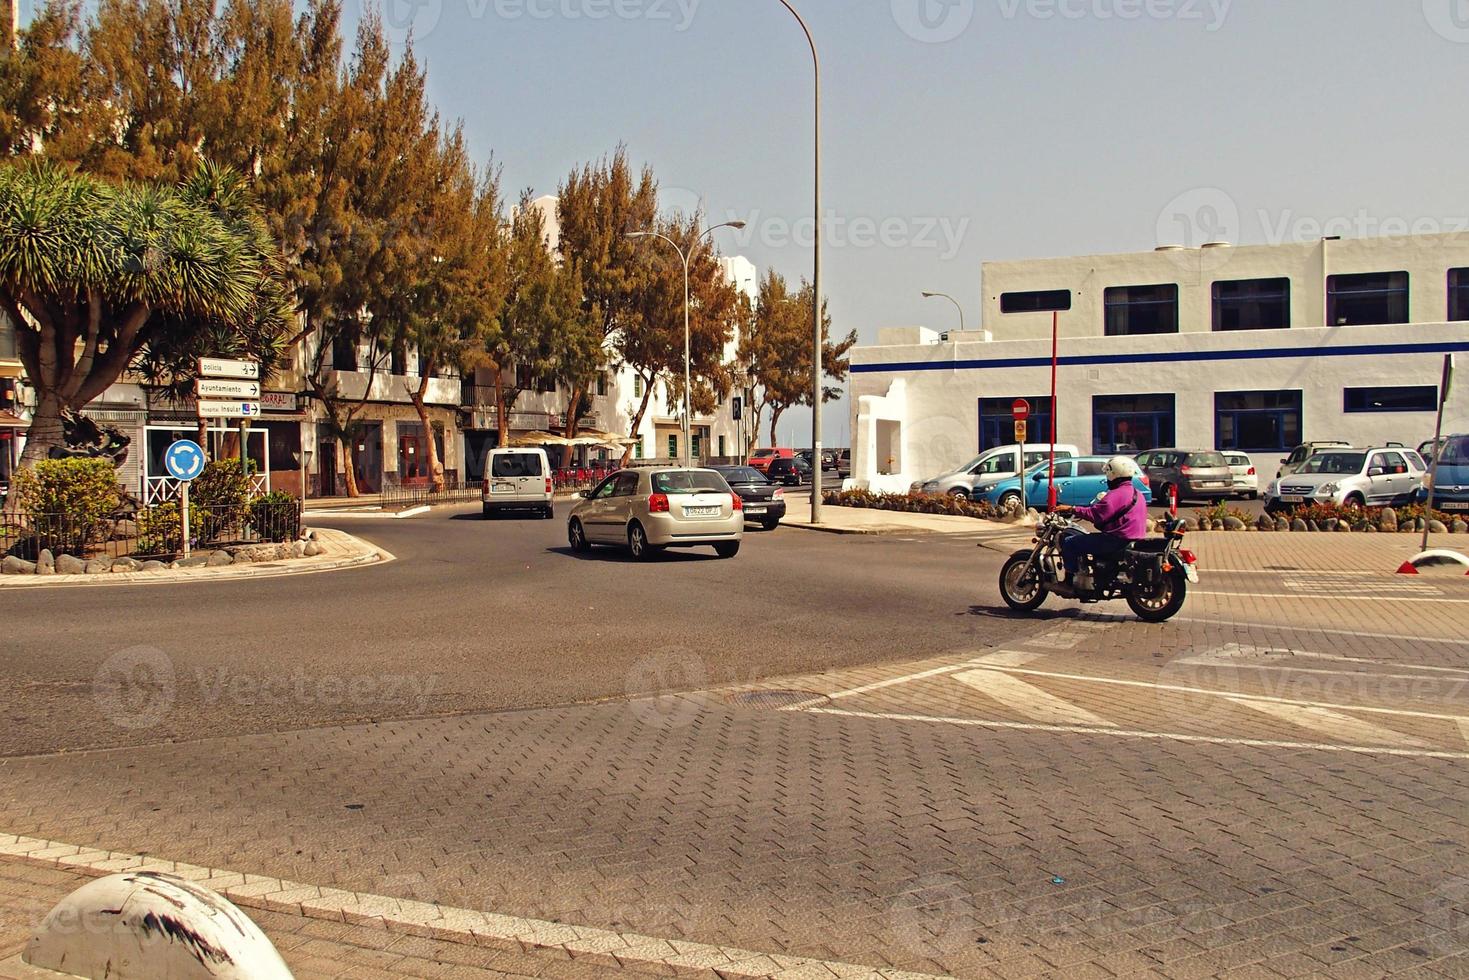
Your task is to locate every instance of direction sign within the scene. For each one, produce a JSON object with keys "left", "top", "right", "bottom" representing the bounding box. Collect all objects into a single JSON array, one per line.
[
  {"left": 196, "top": 379, "right": 261, "bottom": 399},
  {"left": 198, "top": 400, "right": 261, "bottom": 419},
  {"left": 1014, "top": 420, "right": 1027, "bottom": 444},
  {"left": 1011, "top": 398, "right": 1030, "bottom": 422},
  {"left": 164, "top": 439, "right": 206, "bottom": 481},
  {"left": 198, "top": 357, "right": 260, "bottom": 380}
]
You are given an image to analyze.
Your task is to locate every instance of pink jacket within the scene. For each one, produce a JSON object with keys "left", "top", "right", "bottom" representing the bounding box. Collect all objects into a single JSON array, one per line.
[{"left": 1074, "top": 483, "right": 1148, "bottom": 540}]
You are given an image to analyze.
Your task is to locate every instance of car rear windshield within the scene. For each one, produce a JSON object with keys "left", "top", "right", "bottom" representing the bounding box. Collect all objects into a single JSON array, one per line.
[
  {"left": 1300, "top": 452, "right": 1365, "bottom": 474},
  {"left": 1185, "top": 452, "right": 1228, "bottom": 467},
  {"left": 751, "top": 449, "right": 774, "bottom": 459},
  {"left": 719, "top": 467, "right": 766, "bottom": 483},
  {"left": 491, "top": 453, "right": 543, "bottom": 477},
  {"left": 1441, "top": 436, "right": 1469, "bottom": 465},
  {"left": 653, "top": 471, "right": 731, "bottom": 494}
]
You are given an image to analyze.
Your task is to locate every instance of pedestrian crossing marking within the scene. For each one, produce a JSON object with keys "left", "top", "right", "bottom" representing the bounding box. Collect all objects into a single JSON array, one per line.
[
  {"left": 953, "top": 669, "right": 1117, "bottom": 727},
  {"left": 1225, "top": 698, "right": 1432, "bottom": 749}
]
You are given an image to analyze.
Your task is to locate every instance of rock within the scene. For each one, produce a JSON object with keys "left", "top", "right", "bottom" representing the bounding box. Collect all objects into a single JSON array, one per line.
[
  {"left": 1255, "top": 514, "right": 1274, "bottom": 531},
  {"left": 1429, "top": 520, "right": 1449, "bottom": 534},
  {"left": 1379, "top": 520, "right": 1397, "bottom": 533},
  {"left": 1381, "top": 507, "right": 1397, "bottom": 526},
  {"left": 2, "top": 555, "right": 36, "bottom": 574},
  {"left": 1364, "top": 524, "right": 1377, "bottom": 532},
  {"left": 173, "top": 555, "right": 210, "bottom": 569},
  {"left": 1454, "top": 520, "right": 1468, "bottom": 534},
  {"left": 291, "top": 540, "right": 307, "bottom": 558},
  {"left": 1337, "top": 520, "right": 1352, "bottom": 531},
  {"left": 1306, "top": 520, "right": 1320, "bottom": 531},
  {"left": 303, "top": 541, "right": 323, "bottom": 557},
  {"left": 1181, "top": 518, "right": 1198, "bottom": 531},
  {"left": 207, "top": 550, "right": 234, "bottom": 567},
  {"left": 110, "top": 557, "right": 140, "bottom": 572},
  {"left": 1291, "top": 518, "right": 1308, "bottom": 532},
  {"left": 55, "top": 553, "right": 85, "bottom": 575},
  {"left": 84, "top": 556, "right": 113, "bottom": 575},
  {"left": 1223, "top": 516, "right": 1246, "bottom": 531},
  {"left": 1416, "top": 517, "right": 1428, "bottom": 531},
  {"left": 35, "top": 549, "right": 55, "bottom": 575},
  {"left": 139, "top": 560, "right": 165, "bottom": 572}
]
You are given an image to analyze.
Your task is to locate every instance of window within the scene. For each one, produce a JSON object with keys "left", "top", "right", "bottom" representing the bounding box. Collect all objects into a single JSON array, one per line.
[
  {"left": 331, "top": 330, "right": 359, "bottom": 371},
  {"left": 390, "top": 345, "right": 406, "bottom": 376},
  {"left": 1092, "top": 394, "right": 1175, "bottom": 454},
  {"left": 597, "top": 373, "right": 608, "bottom": 396},
  {"left": 718, "top": 435, "right": 726, "bottom": 458},
  {"left": 653, "top": 470, "right": 730, "bottom": 494},
  {"left": 1327, "top": 272, "right": 1408, "bottom": 326},
  {"left": 1212, "top": 278, "right": 1290, "bottom": 331},
  {"left": 613, "top": 471, "right": 640, "bottom": 496},
  {"left": 1104, "top": 284, "right": 1178, "bottom": 336},
  {"left": 491, "top": 452, "right": 544, "bottom": 478},
  {"left": 977, "top": 397, "right": 1053, "bottom": 452},
  {"left": 1216, "top": 391, "right": 1302, "bottom": 452},
  {"left": 1449, "top": 269, "right": 1469, "bottom": 321},
  {"left": 1000, "top": 289, "right": 1072, "bottom": 314},
  {"left": 634, "top": 376, "right": 644, "bottom": 398},
  {"left": 634, "top": 436, "right": 644, "bottom": 460},
  {"left": 667, "top": 434, "right": 677, "bottom": 459},
  {"left": 691, "top": 433, "right": 702, "bottom": 461},
  {"left": 1344, "top": 386, "right": 1438, "bottom": 413},
  {"left": 1075, "top": 459, "right": 1106, "bottom": 478}
]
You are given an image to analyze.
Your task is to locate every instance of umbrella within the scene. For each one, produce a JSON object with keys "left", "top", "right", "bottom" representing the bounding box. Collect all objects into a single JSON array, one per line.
[{"left": 510, "top": 430, "right": 572, "bottom": 447}]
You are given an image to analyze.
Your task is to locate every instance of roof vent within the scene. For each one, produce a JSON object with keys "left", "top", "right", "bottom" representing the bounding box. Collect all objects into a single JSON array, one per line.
[{"left": 1154, "top": 245, "right": 1186, "bottom": 252}]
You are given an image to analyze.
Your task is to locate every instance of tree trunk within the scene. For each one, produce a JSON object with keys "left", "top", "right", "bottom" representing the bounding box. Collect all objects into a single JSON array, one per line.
[
  {"left": 410, "top": 384, "right": 445, "bottom": 493},
  {"left": 560, "top": 384, "right": 584, "bottom": 469},
  {"left": 492, "top": 366, "right": 508, "bottom": 446},
  {"left": 17, "top": 389, "right": 63, "bottom": 468},
  {"left": 619, "top": 372, "right": 657, "bottom": 466},
  {"left": 342, "top": 436, "right": 360, "bottom": 498},
  {"left": 768, "top": 407, "right": 784, "bottom": 448}
]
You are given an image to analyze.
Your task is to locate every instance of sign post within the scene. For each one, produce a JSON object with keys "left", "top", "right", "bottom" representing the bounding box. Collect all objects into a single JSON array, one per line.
[
  {"left": 1012, "top": 399, "right": 1030, "bottom": 507},
  {"left": 197, "top": 358, "right": 261, "bottom": 486},
  {"left": 1422, "top": 353, "right": 1456, "bottom": 552},
  {"left": 164, "top": 439, "right": 206, "bottom": 559}
]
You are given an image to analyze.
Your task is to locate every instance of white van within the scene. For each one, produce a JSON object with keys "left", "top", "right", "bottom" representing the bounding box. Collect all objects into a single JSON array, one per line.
[
  {"left": 917, "top": 443, "right": 1080, "bottom": 499},
  {"left": 482, "top": 447, "right": 554, "bottom": 519}
]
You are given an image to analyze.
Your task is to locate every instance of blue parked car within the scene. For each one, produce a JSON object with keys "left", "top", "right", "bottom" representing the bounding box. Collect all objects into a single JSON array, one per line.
[
  {"left": 984, "top": 456, "right": 1154, "bottom": 510},
  {"left": 1419, "top": 433, "right": 1469, "bottom": 516}
]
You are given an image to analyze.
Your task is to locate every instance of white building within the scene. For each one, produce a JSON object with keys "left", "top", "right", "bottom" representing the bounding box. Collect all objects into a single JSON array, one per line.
[{"left": 850, "top": 233, "right": 1469, "bottom": 492}]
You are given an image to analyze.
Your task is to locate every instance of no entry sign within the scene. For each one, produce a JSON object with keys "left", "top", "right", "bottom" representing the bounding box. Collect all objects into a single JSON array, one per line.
[{"left": 1012, "top": 399, "right": 1030, "bottom": 422}]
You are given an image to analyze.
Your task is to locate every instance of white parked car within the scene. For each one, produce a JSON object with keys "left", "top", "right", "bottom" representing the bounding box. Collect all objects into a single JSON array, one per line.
[
  {"left": 567, "top": 467, "right": 744, "bottom": 560},
  {"left": 482, "top": 448, "right": 553, "bottom": 519},
  {"left": 918, "top": 444, "right": 1079, "bottom": 499},
  {"left": 1264, "top": 447, "right": 1425, "bottom": 513},
  {"left": 1221, "top": 451, "right": 1259, "bottom": 499}
]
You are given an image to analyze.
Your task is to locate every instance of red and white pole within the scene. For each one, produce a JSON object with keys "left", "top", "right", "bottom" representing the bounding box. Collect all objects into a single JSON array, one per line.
[{"left": 1047, "top": 311, "right": 1059, "bottom": 512}]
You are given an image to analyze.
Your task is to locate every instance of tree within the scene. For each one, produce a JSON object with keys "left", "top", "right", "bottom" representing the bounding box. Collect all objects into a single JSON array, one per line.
[
  {"left": 0, "top": 160, "right": 292, "bottom": 470},
  {"left": 739, "top": 269, "right": 854, "bottom": 449}
]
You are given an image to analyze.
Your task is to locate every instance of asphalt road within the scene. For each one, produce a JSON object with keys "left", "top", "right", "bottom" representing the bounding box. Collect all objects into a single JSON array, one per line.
[{"left": 0, "top": 504, "right": 1037, "bottom": 757}]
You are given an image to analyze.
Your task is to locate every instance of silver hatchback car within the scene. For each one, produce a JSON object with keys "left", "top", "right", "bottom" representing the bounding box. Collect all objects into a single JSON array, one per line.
[{"left": 567, "top": 468, "right": 744, "bottom": 560}]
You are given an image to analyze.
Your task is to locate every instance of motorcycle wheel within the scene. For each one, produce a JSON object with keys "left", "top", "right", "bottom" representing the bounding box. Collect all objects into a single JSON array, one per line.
[
  {"left": 999, "top": 550, "right": 1048, "bottom": 613},
  {"left": 1126, "top": 565, "right": 1187, "bottom": 623}
]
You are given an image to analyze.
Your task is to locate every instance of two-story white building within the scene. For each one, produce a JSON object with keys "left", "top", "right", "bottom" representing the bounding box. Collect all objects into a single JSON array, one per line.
[{"left": 850, "top": 233, "right": 1469, "bottom": 492}]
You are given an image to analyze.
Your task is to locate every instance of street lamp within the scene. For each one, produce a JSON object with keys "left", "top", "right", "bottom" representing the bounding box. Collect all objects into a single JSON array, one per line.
[
  {"left": 625, "top": 220, "right": 747, "bottom": 467},
  {"left": 922, "top": 291, "right": 965, "bottom": 334},
  {"left": 775, "top": 0, "right": 823, "bottom": 521}
]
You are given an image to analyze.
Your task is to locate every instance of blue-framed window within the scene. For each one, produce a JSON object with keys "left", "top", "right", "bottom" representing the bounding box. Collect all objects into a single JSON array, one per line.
[
  {"left": 1449, "top": 269, "right": 1469, "bottom": 321},
  {"left": 978, "top": 397, "right": 1053, "bottom": 451},
  {"left": 1327, "top": 272, "right": 1408, "bottom": 326},
  {"left": 1212, "top": 278, "right": 1290, "bottom": 331},
  {"left": 1104, "top": 284, "right": 1179, "bottom": 336},
  {"left": 1216, "top": 390, "right": 1302, "bottom": 452},
  {"left": 1344, "top": 386, "right": 1438, "bottom": 413},
  {"left": 1000, "top": 289, "right": 1072, "bottom": 313},
  {"left": 1092, "top": 394, "right": 1175, "bottom": 454}
]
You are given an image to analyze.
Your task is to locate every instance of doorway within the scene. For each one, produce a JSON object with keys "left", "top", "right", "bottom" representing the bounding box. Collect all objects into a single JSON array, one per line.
[
  {"left": 351, "top": 421, "right": 383, "bottom": 494},
  {"left": 318, "top": 441, "right": 338, "bottom": 497}
]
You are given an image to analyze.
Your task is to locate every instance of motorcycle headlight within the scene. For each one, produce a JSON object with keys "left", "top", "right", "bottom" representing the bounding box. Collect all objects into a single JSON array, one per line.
[{"left": 1318, "top": 482, "right": 1340, "bottom": 494}]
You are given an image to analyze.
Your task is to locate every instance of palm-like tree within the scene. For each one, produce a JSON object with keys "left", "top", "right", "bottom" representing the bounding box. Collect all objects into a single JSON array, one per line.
[{"left": 0, "top": 160, "right": 292, "bottom": 470}]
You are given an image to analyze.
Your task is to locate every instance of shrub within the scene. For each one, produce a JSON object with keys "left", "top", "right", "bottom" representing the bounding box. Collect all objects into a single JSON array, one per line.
[
  {"left": 249, "top": 491, "right": 300, "bottom": 542},
  {"left": 191, "top": 458, "right": 253, "bottom": 541},
  {"left": 9, "top": 458, "right": 122, "bottom": 555},
  {"left": 1195, "top": 501, "right": 1258, "bottom": 526},
  {"left": 824, "top": 489, "right": 1004, "bottom": 521},
  {"left": 134, "top": 502, "right": 205, "bottom": 556}
]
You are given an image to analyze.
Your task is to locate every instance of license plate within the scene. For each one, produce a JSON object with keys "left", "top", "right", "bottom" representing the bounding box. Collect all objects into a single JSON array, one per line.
[
  {"left": 492, "top": 482, "right": 515, "bottom": 494},
  {"left": 1280, "top": 494, "right": 1304, "bottom": 503},
  {"left": 685, "top": 506, "right": 719, "bottom": 517},
  {"left": 1443, "top": 502, "right": 1469, "bottom": 511},
  {"left": 1196, "top": 482, "right": 1224, "bottom": 489},
  {"left": 745, "top": 505, "right": 766, "bottom": 514}
]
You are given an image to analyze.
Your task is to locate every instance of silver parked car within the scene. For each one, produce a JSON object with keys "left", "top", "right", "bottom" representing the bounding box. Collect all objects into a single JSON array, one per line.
[
  {"left": 1264, "top": 447, "right": 1425, "bottom": 512},
  {"left": 567, "top": 467, "right": 744, "bottom": 560}
]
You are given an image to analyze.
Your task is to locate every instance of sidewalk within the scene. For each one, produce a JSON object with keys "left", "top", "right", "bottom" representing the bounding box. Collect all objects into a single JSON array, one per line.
[{"left": 782, "top": 497, "right": 1027, "bottom": 536}]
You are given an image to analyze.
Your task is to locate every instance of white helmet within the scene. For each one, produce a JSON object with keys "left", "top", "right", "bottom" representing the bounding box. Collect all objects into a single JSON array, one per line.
[{"left": 1103, "top": 455, "right": 1140, "bottom": 481}]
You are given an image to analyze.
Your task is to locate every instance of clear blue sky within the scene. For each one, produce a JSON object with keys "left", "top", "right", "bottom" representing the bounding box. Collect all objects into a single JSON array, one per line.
[{"left": 361, "top": 0, "right": 1467, "bottom": 445}]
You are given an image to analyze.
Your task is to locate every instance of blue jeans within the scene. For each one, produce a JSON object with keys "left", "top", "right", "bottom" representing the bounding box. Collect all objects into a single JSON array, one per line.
[{"left": 1061, "top": 531, "right": 1129, "bottom": 574}]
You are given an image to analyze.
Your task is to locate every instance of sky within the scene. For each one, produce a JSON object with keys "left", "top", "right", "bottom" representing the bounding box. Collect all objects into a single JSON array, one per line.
[{"left": 355, "top": 0, "right": 1467, "bottom": 445}]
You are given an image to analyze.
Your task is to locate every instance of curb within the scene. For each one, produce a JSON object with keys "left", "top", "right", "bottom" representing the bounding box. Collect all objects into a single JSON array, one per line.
[{"left": 0, "top": 528, "right": 393, "bottom": 589}]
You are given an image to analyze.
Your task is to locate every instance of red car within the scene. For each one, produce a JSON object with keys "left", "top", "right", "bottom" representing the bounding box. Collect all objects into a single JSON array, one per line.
[{"left": 747, "top": 447, "right": 794, "bottom": 474}]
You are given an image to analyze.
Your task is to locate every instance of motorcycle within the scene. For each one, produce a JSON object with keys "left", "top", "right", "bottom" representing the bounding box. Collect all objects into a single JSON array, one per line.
[{"left": 997, "top": 510, "right": 1199, "bottom": 622}]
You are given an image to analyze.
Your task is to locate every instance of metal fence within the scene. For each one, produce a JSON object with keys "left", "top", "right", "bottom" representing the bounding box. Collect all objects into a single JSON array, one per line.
[
  {"left": 379, "top": 477, "right": 481, "bottom": 511},
  {"left": 1, "top": 500, "right": 302, "bottom": 561}
]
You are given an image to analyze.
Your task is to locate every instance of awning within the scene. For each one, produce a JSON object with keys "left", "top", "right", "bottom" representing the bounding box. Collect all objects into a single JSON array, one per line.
[{"left": 0, "top": 409, "right": 27, "bottom": 428}]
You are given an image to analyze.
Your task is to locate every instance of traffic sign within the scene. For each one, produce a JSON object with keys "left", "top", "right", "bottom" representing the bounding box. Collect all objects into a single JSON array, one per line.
[
  {"left": 1014, "top": 420, "right": 1027, "bottom": 443},
  {"left": 198, "top": 357, "right": 259, "bottom": 380},
  {"left": 196, "top": 379, "right": 261, "bottom": 399},
  {"left": 198, "top": 400, "right": 261, "bottom": 419},
  {"left": 1011, "top": 398, "right": 1030, "bottom": 422},
  {"left": 164, "top": 439, "right": 206, "bottom": 481}
]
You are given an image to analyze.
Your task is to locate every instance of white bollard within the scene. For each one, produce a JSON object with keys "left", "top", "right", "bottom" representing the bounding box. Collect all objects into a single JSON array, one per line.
[{"left": 24, "top": 871, "right": 293, "bottom": 979}]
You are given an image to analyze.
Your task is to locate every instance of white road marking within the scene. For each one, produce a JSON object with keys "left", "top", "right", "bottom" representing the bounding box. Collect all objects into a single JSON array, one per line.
[
  {"left": 1174, "top": 643, "right": 1469, "bottom": 681},
  {"left": 814, "top": 650, "right": 1045, "bottom": 702},
  {"left": 0, "top": 834, "right": 948, "bottom": 980},
  {"left": 1174, "top": 616, "right": 1469, "bottom": 646},
  {"left": 1459, "top": 719, "right": 1469, "bottom": 749},
  {"left": 1197, "top": 590, "right": 1469, "bottom": 604},
  {"left": 1225, "top": 698, "right": 1431, "bottom": 748},
  {"left": 953, "top": 670, "right": 1116, "bottom": 727},
  {"left": 803, "top": 707, "right": 1469, "bottom": 761}
]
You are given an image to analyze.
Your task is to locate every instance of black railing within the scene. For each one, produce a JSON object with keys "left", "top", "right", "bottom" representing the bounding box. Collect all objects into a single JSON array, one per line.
[
  {"left": 380, "top": 476, "right": 480, "bottom": 510},
  {"left": 2, "top": 500, "right": 302, "bottom": 561}
]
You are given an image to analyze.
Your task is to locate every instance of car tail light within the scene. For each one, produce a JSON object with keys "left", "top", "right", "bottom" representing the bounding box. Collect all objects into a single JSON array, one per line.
[
  {"left": 1180, "top": 465, "right": 1192, "bottom": 475},
  {"left": 1180, "top": 549, "right": 1198, "bottom": 565},
  {"left": 648, "top": 493, "right": 670, "bottom": 513},
  {"left": 1141, "top": 474, "right": 1151, "bottom": 486},
  {"left": 773, "top": 487, "right": 784, "bottom": 499},
  {"left": 731, "top": 494, "right": 743, "bottom": 511},
  {"left": 545, "top": 477, "right": 553, "bottom": 494},
  {"left": 1247, "top": 467, "right": 1256, "bottom": 476}
]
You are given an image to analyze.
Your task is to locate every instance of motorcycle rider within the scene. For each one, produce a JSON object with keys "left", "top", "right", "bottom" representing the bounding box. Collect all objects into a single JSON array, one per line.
[{"left": 1053, "top": 455, "right": 1148, "bottom": 587}]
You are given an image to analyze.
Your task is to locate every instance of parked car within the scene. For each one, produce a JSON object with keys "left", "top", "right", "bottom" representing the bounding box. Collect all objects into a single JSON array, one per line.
[
  {"left": 1419, "top": 436, "right": 1450, "bottom": 466},
  {"left": 1222, "top": 451, "right": 1259, "bottom": 499},
  {"left": 835, "top": 448, "right": 851, "bottom": 478},
  {"left": 1276, "top": 441, "right": 1353, "bottom": 480},
  {"left": 918, "top": 443, "right": 1079, "bottom": 499},
  {"left": 797, "top": 448, "right": 837, "bottom": 470},
  {"left": 567, "top": 467, "right": 743, "bottom": 560},
  {"left": 710, "top": 465, "right": 787, "bottom": 530},
  {"left": 983, "top": 456, "right": 1152, "bottom": 510},
  {"left": 1264, "top": 447, "right": 1425, "bottom": 512},
  {"left": 1135, "top": 449, "right": 1234, "bottom": 504},
  {"left": 748, "top": 447, "right": 794, "bottom": 474},
  {"left": 482, "top": 447, "right": 553, "bottom": 519},
  {"left": 766, "top": 455, "right": 813, "bottom": 486},
  {"left": 1417, "top": 434, "right": 1469, "bottom": 514}
]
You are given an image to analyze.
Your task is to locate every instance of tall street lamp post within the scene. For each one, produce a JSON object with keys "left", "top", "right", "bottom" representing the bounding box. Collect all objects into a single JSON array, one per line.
[
  {"left": 921, "top": 291, "right": 964, "bottom": 334},
  {"left": 774, "top": 0, "right": 823, "bottom": 522},
  {"left": 626, "top": 220, "right": 746, "bottom": 467}
]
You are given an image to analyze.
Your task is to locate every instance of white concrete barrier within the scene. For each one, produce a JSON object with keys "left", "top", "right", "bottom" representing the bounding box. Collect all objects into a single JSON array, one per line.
[{"left": 24, "top": 871, "right": 293, "bottom": 979}]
